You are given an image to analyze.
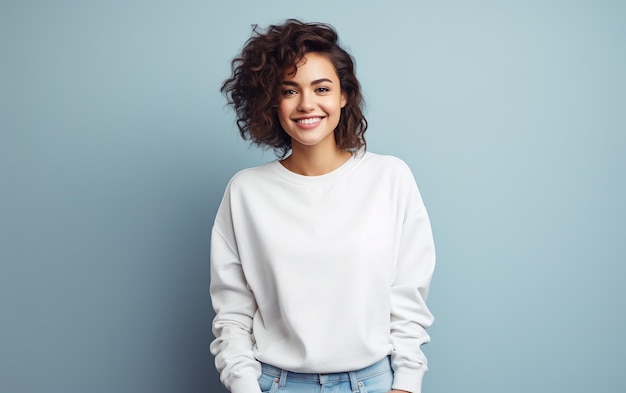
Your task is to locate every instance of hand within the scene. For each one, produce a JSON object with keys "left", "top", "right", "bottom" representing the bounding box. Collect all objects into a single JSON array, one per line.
[{"left": 388, "top": 390, "right": 411, "bottom": 393}]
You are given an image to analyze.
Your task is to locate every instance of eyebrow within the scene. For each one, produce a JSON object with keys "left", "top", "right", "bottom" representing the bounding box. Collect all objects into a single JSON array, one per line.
[{"left": 281, "top": 78, "right": 334, "bottom": 86}]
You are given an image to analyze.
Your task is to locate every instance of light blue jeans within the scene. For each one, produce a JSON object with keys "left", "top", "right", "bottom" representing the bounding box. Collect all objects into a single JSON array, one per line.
[{"left": 258, "top": 356, "right": 393, "bottom": 393}]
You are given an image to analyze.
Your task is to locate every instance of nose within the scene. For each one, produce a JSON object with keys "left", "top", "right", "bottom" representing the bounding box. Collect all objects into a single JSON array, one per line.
[{"left": 297, "top": 91, "right": 315, "bottom": 112}]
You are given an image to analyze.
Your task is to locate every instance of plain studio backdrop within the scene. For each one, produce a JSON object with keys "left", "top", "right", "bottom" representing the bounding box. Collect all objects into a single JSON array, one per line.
[{"left": 1, "top": 1, "right": 624, "bottom": 392}]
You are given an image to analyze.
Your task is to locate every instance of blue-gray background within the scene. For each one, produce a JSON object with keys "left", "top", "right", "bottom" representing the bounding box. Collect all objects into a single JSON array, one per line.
[{"left": 1, "top": 0, "right": 624, "bottom": 392}]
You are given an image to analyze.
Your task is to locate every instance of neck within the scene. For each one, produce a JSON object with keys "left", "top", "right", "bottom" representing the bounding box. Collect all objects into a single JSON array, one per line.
[{"left": 281, "top": 143, "right": 352, "bottom": 176}]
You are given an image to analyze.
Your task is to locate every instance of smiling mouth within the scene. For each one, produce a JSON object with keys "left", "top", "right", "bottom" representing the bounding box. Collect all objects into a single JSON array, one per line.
[{"left": 295, "top": 117, "right": 323, "bottom": 125}]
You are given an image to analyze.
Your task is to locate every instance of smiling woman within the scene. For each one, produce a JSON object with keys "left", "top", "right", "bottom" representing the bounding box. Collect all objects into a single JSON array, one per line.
[
  {"left": 220, "top": 19, "right": 367, "bottom": 160},
  {"left": 210, "top": 19, "right": 436, "bottom": 393}
]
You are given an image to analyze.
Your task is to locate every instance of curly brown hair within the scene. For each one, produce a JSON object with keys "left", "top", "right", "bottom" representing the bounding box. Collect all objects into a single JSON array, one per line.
[{"left": 221, "top": 19, "right": 367, "bottom": 158}]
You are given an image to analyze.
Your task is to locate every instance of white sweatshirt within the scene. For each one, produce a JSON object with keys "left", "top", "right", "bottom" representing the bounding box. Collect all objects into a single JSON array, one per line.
[{"left": 209, "top": 152, "right": 435, "bottom": 393}]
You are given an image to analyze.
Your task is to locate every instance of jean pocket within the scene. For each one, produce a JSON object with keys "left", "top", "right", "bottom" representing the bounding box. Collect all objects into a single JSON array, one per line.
[
  {"left": 358, "top": 369, "right": 394, "bottom": 393},
  {"left": 258, "top": 372, "right": 278, "bottom": 393}
]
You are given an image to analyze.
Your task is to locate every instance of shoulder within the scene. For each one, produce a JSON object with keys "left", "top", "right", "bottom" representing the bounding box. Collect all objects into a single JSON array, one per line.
[
  {"left": 359, "top": 152, "right": 415, "bottom": 178},
  {"left": 225, "top": 160, "right": 280, "bottom": 192},
  {"left": 358, "top": 152, "right": 423, "bottom": 200}
]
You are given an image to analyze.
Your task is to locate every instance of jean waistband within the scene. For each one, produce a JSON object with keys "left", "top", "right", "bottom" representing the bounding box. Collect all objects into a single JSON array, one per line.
[{"left": 260, "top": 356, "right": 391, "bottom": 383}]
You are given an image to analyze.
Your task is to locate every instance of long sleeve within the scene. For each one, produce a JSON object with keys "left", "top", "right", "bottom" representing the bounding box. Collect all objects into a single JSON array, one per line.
[
  {"left": 389, "top": 169, "right": 436, "bottom": 393},
  {"left": 209, "top": 188, "right": 263, "bottom": 393}
]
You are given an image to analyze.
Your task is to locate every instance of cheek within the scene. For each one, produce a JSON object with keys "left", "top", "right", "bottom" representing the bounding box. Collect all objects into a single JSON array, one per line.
[
  {"left": 326, "top": 98, "right": 344, "bottom": 116},
  {"left": 277, "top": 100, "right": 293, "bottom": 116}
]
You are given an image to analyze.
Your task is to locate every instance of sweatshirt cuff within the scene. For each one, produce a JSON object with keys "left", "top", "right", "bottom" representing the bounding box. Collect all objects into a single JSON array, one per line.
[
  {"left": 392, "top": 367, "right": 426, "bottom": 393},
  {"left": 228, "top": 374, "right": 262, "bottom": 393}
]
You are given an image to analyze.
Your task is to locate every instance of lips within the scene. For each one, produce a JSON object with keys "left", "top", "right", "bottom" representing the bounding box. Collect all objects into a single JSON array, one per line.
[{"left": 295, "top": 117, "right": 323, "bottom": 125}]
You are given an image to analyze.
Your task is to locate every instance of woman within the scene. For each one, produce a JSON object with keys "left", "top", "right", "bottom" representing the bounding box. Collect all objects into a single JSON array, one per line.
[{"left": 210, "top": 19, "right": 435, "bottom": 393}]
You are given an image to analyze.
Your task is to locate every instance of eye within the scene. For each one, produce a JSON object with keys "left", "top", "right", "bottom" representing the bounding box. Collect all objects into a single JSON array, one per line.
[
  {"left": 282, "top": 89, "right": 297, "bottom": 96},
  {"left": 315, "top": 87, "right": 330, "bottom": 93}
]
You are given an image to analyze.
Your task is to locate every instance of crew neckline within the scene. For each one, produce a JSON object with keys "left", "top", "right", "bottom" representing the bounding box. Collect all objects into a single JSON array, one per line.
[{"left": 271, "top": 152, "right": 367, "bottom": 186}]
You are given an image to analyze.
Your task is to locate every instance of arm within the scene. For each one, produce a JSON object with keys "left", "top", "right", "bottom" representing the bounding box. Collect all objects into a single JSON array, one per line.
[
  {"left": 209, "top": 195, "right": 263, "bottom": 393},
  {"left": 389, "top": 183, "right": 436, "bottom": 393}
]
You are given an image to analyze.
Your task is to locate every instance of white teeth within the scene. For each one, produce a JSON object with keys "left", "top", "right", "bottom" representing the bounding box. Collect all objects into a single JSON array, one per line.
[{"left": 297, "top": 117, "right": 322, "bottom": 125}]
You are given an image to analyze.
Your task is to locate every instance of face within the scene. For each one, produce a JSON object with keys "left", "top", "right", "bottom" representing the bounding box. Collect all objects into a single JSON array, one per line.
[{"left": 277, "top": 52, "right": 347, "bottom": 152}]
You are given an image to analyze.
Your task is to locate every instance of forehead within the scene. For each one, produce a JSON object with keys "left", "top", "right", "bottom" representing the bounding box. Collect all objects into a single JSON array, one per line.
[{"left": 282, "top": 52, "right": 339, "bottom": 81}]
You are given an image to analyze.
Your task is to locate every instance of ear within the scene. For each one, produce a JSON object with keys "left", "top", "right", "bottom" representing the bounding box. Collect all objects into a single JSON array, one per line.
[{"left": 340, "top": 91, "right": 347, "bottom": 108}]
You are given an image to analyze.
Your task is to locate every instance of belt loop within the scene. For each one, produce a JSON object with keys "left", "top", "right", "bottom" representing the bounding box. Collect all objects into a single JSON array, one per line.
[
  {"left": 278, "top": 369, "right": 288, "bottom": 389},
  {"left": 348, "top": 370, "right": 359, "bottom": 393}
]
